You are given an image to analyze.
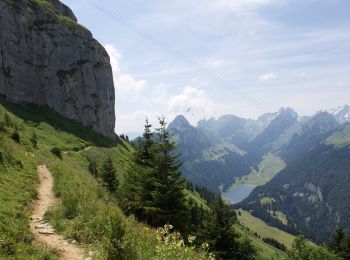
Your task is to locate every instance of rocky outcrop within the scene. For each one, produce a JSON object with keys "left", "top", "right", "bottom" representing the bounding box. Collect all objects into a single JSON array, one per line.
[
  {"left": 0, "top": 0, "right": 115, "bottom": 138},
  {"left": 304, "top": 182, "right": 323, "bottom": 202}
]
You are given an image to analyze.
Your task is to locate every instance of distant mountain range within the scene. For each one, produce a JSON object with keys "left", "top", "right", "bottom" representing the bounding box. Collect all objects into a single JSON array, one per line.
[{"left": 168, "top": 104, "right": 350, "bottom": 243}]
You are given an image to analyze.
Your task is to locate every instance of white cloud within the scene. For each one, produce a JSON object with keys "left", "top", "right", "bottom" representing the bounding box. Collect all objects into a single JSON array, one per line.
[
  {"left": 259, "top": 73, "right": 277, "bottom": 81},
  {"left": 212, "top": 0, "right": 278, "bottom": 11},
  {"left": 105, "top": 44, "right": 146, "bottom": 98},
  {"left": 116, "top": 110, "right": 153, "bottom": 134},
  {"left": 167, "top": 86, "right": 214, "bottom": 124}
]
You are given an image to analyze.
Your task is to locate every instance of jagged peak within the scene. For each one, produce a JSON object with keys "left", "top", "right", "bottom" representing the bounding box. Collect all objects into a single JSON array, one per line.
[{"left": 168, "top": 115, "right": 191, "bottom": 130}]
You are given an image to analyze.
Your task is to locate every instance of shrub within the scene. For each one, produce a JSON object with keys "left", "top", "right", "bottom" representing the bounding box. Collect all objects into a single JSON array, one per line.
[
  {"left": 263, "top": 237, "right": 287, "bottom": 251},
  {"left": 11, "top": 131, "right": 20, "bottom": 144},
  {"left": 62, "top": 193, "right": 79, "bottom": 220},
  {"left": 103, "top": 212, "right": 126, "bottom": 259},
  {"left": 4, "top": 113, "right": 11, "bottom": 127},
  {"left": 88, "top": 159, "right": 99, "bottom": 178},
  {"left": 30, "top": 133, "right": 38, "bottom": 148},
  {"left": 0, "top": 122, "right": 7, "bottom": 133},
  {"left": 288, "top": 235, "right": 341, "bottom": 260},
  {"left": 51, "top": 147, "right": 62, "bottom": 159}
]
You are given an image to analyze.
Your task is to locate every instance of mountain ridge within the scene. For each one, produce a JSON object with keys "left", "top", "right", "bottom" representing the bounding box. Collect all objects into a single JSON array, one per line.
[{"left": 169, "top": 105, "right": 350, "bottom": 243}]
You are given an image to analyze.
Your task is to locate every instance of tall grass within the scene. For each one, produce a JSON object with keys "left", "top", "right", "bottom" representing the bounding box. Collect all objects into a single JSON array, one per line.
[
  {"left": 0, "top": 129, "right": 58, "bottom": 258},
  {"left": 0, "top": 99, "right": 210, "bottom": 259}
]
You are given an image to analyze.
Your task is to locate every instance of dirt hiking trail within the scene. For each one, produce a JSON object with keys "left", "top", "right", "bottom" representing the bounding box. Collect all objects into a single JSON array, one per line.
[{"left": 30, "top": 165, "right": 89, "bottom": 260}]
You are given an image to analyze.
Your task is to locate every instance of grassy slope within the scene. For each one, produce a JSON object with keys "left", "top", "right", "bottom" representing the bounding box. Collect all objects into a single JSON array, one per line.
[
  {"left": 235, "top": 224, "right": 287, "bottom": 260},
  {"left": 0, "top": 99, "right": 208, "bottom": 259},
  {"left": 326, "top": 123, "right": 350, "bottom": 148},
  {"left": 0, "top": 98, "right": 289, "bottom": 259},
  {"left": 231, "top": 153, "right": 286, "bottom": 188},
  {"left": 237, "top": 209, "right": 296, "bottom": 248},
  {"left": 0, "top": 135, "right": 58, "bottom": 259},
  {"left": 202, "top": 143, "right": 247, "bottom": 160}
]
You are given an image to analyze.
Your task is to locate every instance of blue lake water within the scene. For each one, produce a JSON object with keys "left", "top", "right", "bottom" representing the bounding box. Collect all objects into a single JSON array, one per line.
[{"left": 222, "top": 184, "right": 257, "bottom": 204}]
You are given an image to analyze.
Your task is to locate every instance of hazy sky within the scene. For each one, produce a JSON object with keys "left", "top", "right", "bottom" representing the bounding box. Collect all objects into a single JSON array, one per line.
[{"left": 61, "top": 0, "right": 350, "bottom": 135}]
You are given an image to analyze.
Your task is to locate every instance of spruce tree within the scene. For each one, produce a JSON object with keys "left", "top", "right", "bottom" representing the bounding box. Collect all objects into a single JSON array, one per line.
[
  {"left": 329, "top": 228, "right": 350, "bottom": 259},
  {"left": 102, "top": 157, "right": 118, "bottom": 193},
  {"left": 330, "top": 227, "right": 346, "bottom": 253},
  {"left": 135, "top": 118, "right": 155, "bottom": 166},
  {"left": 200, "top": 197, "right": 256, "bottom": 259},
  {"left": 144, "top": 117, "right": 189, "bottom": 232},
  {"left": 119, "top": 118, "right": 155, "bottom": 218}
]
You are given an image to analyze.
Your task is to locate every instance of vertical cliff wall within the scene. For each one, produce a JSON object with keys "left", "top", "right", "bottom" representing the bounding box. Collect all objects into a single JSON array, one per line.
[{"left": 0, "top": 0, "right": 116, "bottom": 138}]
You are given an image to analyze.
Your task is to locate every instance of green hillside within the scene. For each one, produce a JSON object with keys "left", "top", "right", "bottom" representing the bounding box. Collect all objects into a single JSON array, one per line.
[
  {"left": 237, "top": 210, "right": 296, "bottom": 248},
  {"left": 230, "top": 153, "right": 286, "bottom": 188},
  {"left": 235, "top": 225, "right": 287, "bottom": 260},
  {"left": 0, "top": 98, "right": 209, "bottom": 259},
  {"left": 326, "top": 123, "right": 350, "bottom": 148},
  {"left": 0, "top": 98, "right": 297, "bottom": 259}
]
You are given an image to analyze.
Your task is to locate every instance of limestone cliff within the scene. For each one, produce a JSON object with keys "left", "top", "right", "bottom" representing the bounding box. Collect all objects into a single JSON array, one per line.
[{"left": 0, "top": 0, "right": 116, "bottom": 138}]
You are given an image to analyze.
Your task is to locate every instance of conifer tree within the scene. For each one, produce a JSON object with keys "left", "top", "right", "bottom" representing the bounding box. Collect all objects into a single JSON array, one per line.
[
  {"left": 119, "top": 118, "right": 155, "bottom": 218},
  {"left": 144, "top": 117, "right": 189, "bottom": 232},
  {"left": 329, "top": 227, "right": 350, "bottom": 259},
  {"left": 134, "top": 118, "right": 155, "bottom": 166},
  {"left": 330, "top": 227, "right": 346, "bottom": 253},
  {"left": 200, "top": 196, "right": 256, "bottom": 259},
  {"left": 102, "top": 157, "right": 118, "bottom": 193}
]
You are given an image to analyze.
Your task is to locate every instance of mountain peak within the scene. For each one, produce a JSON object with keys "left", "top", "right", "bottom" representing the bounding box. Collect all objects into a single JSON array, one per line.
[
  {"left": 326, "top": 105, "right": 350, "bottom": 124},
  {"left": 304, "top": 111, "right": 338, "bottom": 133},
  {"left": 278, "top": 107, "right": 298, "bottom": 119},
  {"left": 168, "top": 115, "right": 191, "bottom": 130}
]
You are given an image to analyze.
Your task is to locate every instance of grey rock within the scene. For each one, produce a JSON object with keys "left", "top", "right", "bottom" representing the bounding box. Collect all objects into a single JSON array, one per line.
[{"left": 0, "top": 0, "right": 115, "bottom": 138}]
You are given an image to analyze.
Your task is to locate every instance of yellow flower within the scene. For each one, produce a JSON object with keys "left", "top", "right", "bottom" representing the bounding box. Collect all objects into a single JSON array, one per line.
[
  {"left": 164, "top": 224, "right": 173, "bottom": 230},
  {"left": 144, "top": 227, "right": 150, "bottom": 232},
  {"left": 201, "top": 242, "right": 209, "bottom": 249},
  {"left": 188, "top": 235, "right": 196, "bottom": 243}
]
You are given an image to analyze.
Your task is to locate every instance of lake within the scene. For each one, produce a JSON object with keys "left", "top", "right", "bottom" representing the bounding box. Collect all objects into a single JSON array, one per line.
[{"left": 222, "top": 184, "right": 257, "bottom": 204}]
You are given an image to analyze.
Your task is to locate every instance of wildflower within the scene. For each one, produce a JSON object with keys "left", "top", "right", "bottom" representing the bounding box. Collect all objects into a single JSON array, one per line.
[
  {"left": 164, "top": 224, "right": 173, "bottom": 230},
  {"left": 144, "top": 227, "right": 150, "bottom": 232},
  {"left": 188, "top": 235, "right": 196, "bottom": 244},
  {"left": 172, "top": 231, "right": 181, "bottom": 240},
  {"left": 177, "top": 239, "right": 185, "bottom": 247},
  {"left": 209, "top": 252, "right": 216, "bottom": 260},
  {"left": 201, "top": 242, "right": 209, "bottom": 249}
]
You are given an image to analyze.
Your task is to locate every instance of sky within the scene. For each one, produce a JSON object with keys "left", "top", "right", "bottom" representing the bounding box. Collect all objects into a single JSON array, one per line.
[{"left": 61, "top": 0, "right": 350, "bottom": 136}]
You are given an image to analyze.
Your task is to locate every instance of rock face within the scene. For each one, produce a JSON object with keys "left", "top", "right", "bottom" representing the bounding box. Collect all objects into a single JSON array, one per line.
[{"left": 0, "top": 0, "right": 116, "bottom": 138}]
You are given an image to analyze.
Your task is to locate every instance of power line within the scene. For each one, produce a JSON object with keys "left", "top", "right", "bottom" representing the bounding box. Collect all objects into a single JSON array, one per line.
[{"left": 85, "top": 0, "right": 297, "bottom": 126}]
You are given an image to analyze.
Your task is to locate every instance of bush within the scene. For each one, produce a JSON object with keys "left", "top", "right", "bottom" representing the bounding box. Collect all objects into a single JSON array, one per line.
[
  {"left": 4, "top": 113, "right": 11, "bottom": 127},
  {"left": 30, "top": 133, "right": 38, "bottom": 148},
  {"left": 51, "top": 147, "right": 62, "bottom": 159},
  {"left": 263, "top": 237, "right": 287, "bottom": 251},
  {"left": 103, "top": 211, "right": 126, "bottom": 259},
  {"left": 288, "top": 235, "right": 341, "bottom": 260},
  {"left": 0, "top": 122, "right": 7, "bottom": 133},
  {"left": 62, "top": 193, "right": 79, "bottom": 219},
  {"left": 88, "top": 159, "right": 99, "bottom": 178},
  {"left": 11, "top": 131, "right": 20, "bottom": 144}
]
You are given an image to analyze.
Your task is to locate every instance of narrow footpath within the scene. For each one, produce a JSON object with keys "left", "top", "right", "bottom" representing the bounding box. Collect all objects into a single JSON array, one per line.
[{"left": 30, "top": 165, "right": 88, "bottom": 260}]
